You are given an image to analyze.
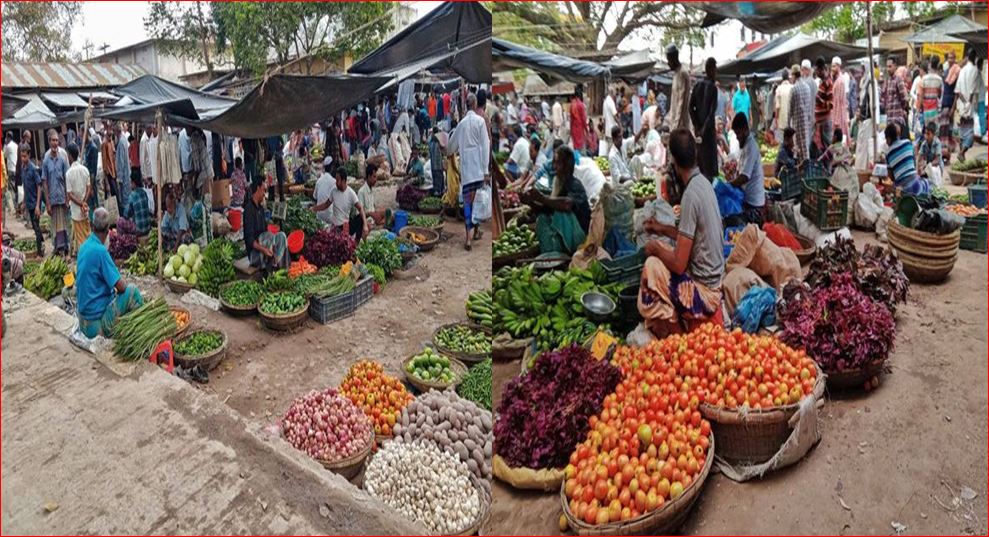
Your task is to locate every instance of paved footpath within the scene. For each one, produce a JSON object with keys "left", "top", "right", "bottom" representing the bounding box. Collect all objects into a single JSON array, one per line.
[{"left": 1, "top": 291, "right": 421, "bottom": 535}]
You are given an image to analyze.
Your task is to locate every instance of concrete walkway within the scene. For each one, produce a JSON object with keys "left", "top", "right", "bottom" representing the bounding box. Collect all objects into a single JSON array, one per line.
[{"left": 1, "top": 291, "right": 421, "bottom": 535}]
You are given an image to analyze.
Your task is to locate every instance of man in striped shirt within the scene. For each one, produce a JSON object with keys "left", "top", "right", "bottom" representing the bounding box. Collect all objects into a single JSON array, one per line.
[
  {"left": 788, "top": 60, "right": 816, "bottom": 163},
  {"left": 882, "top": 57, "right": 910, "bottom": 131},
  {"left": 814, "top": 56, "right": 834, "bottom": 156},
  {"left": 884, "top": 123, "right": 929, "bottom": 197}
]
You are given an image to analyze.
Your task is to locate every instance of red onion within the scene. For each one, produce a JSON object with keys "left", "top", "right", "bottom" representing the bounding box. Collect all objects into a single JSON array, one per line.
[{"left": 282, "top": 388, "right": 372, "bottom": 462}]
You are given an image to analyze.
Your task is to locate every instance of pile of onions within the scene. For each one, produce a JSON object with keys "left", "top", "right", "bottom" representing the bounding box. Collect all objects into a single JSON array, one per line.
[{"left": 282, "top": 388, "right": 373, "bottom": 462}]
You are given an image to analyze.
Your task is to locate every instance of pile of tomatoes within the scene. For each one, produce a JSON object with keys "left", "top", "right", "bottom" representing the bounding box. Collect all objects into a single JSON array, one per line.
[
  {"left": 339, "top": 360, "right": 414, "bottom": 438},
  {"left": 676, "top": 324, "right": 819, "bottom": 410},
  {"left": 563, "top": 342, "right": 712, "bottom": 526},
  {"left": 563, "top": 324, "right": 820, "bottom": 527}
]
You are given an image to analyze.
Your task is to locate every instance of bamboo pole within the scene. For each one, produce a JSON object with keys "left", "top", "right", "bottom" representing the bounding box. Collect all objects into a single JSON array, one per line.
[
  {"left": 866, "top": 1, "right": 878, "bottom": 164},
  {"left": 155, "top": 110, "right": 164, "bottom": 279}
]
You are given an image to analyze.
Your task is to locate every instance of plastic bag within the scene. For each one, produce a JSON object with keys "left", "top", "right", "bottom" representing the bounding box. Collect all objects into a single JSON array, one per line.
[
  {"left": 914, "top": 208, "right": 964, "bottom": 235},
  {"left": 634, "top": 198, "right": 676, "bottom": 248},
  {"left": 854, "top": 182, "right": 885, "bottom": 229},
  {"left": 471, "top": 185, "right": 492, "bottom": 224},
  {"left": 731, "top": 286, "right": 777, "bottom": 334},
  {"left": 492, "top": 455, "right": 564, "bottom": 491},
  {"left": 601, "top": 182, "right": 635, "bottom": 242},
  {"left": 714, "top": 178, "right": 744, "bottom": 218},
  {"left": 626, "top": 322, "right": 657, "bottom": 347},
  {"left": 573, "top": 159, "right": 607, "bottom": 203}
]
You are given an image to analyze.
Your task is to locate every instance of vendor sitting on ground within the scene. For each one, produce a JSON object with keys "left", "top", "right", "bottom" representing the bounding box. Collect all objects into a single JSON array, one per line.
[
  {"left": 161, "top": 192, "right": 191, "bottom": 251},
  {"left": 915, "top": 122, "right": 944, "bottom": 187},
  {"left": 729, "top": 112, "right": 765, "bottom": 225},
  {"left": 359, "top": 169, "right": 388, "bottom": 229},
  {"left": 639, "top": 129, "right": 725, "bottom": 338},
  {"left": 123, "top": 174, "right": 152, "bottom": 238},
  {"left": 77, "top": 208, "right": 144, "bottom": 338},
  {"left": 405, "top": 145, "right": 426, "bottom": 185},
  {"left": 776, "top": 127, "right": 799, "bottom": 179},
  {"left": 884, "top": 122, "right": 930, "bottom": 197},
  {"left": 311, "top": 168, "right": 370, "bottom": 243},
  {"left": 244, "top": 178, "right": 290, "bottom": 274},
  {"left": 520, "top": 146, "right": 591, "bottom": 255}
]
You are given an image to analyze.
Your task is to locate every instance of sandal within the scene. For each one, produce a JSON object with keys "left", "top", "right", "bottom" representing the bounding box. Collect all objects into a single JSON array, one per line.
[
  {"left": 473, "top": 229, "right": 483, "bottom": 240},
  {"left": 464, "top": 242, "right": 472, "bottom": 251}
]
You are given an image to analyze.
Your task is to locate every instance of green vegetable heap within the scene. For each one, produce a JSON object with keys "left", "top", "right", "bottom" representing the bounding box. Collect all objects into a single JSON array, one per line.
[
  {"left": 259, "top": 292, "right": 306, "bottom": 315},
  {"left": 125, "top": 230, "right": 159, "bottom": 276},
  {"left": 594, "top": 156, "right": 610, "bottom": 174},
  {"left": 436, "top": 324, "right": 491, "bottom": 355},
  {"left": 493, "top": 224, "right": 536, "bottom": 258},
  {"left": 112, "top": 298, "right": 177, "bottom": 362},
  {"left": 493, "top": 264, "right": 620, "bottom": 353},
  {"left": 465, "top": 290, "right": 493, "bottom": 330},
  {"left": 220, "top": 280, "right": 263, "bottom": 307},
  {"left": 951, "top": 158, "right": 987, "bottom": 173},
  {"left": 283, "top": 196, "right": 324, "bottom": 238},
  {"left": 25, "top": 256, "right": 70, "bottom": 300},
  {"left": 295, "top": 274, "right": 355, "bottom": 298},
  {"left": 356, "top": 235, "right": 402, "bottom": 276},
  {"left": 263, "top": 269, "right": 295, "bottom": 292},
  {"left": 631, "top": 180, "right": 656, "bottom": 198},
  {"left": 418, "top": 197, "right": 442, "bottom": 210},
  {"left": 406, "top": 348, "right": 458, "bottom": 384},
  {"left": 409, "top": 215, "right": 442, "bottom": 228},
  {"left": 197, "top": 238, "right": 236, "bottom": 297},
  {"left": 457, "top": 358, "right": 492, "bottom": 411},
  {"left": 175, "top": 330, "right": 224, "bottom": 356}
]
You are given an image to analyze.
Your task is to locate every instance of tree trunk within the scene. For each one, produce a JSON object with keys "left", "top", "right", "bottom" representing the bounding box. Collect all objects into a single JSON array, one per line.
[{"left": 195, "top": 1, "right": 214, "bottom": 78}]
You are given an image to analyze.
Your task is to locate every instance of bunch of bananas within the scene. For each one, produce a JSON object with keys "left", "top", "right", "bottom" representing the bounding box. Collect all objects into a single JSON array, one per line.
[{"left": 465, "top": 290, "right": 493, "bottom": 330}]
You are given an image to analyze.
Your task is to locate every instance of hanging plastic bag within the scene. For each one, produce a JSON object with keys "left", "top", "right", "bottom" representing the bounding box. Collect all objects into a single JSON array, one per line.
[
  {"left": 713, "top": 178, "right": 744, "bottom": 218},
  {"left": 731, "top": 286, "right": 778, "bottom": 334},
  {"left": 471, "top": 184, "right": 492, "bottom": 224},
  {"left": 600, "top": 182, "right": 635, "bottom": 242}
]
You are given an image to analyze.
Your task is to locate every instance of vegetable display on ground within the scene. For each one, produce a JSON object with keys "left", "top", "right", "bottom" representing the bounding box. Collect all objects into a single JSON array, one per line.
[
  {"left": 24, "top": 256, "right": 70, "bottom": 300},
  {"left": 408, "top": 215, "right": 442, "bottom": 228},
  {"left": 288, "top": 257, "right": 317, "bottom": 278},
  {"left": 175, "top": 330, "right": 223, "bottom": 356},
  {"left": 262, "top": 269, "right": 295, "bottom": 293},
  {"left": 945, "top": 204, "right": 987, "bottom": 217},
  {"left": 197, "top": 238, "right": 236, "bottom": 297},
  {"left": 164, "top": 244, "right": 203, "bottom": 286},
  {"left": 364, "top": 440, "right": 482, "bottom": 535},
  {"left": 220, "top": 280, "right": 263, "bottom": 307},
  {"left": 458, "top": 358, "right": 493, "bottom": 411},
  {"left": 111, "top": 298, "right": 177, "bottom": 362},
  {"left": 10, "top": 237, "right": 37, "bottom": 253},
  {"left": 436, "top": 324, "right": 491, "bottom": 355},
  {"left": 281, "top": 388, "right": 373, "bottom": 462},
  {"left": 418, "top": 196, "right": 442, "bottom": 211},
  {"left": 493, "top": 224, "right": 536, "bottom": 258},
  {"left": 631, "top": 181, "right": 656, "bottom": 199},
  {"left": 406, "top": 348, "right": 458, "bottom": 384},
  {"left": 594, "top": 156, "right": 610, "bottom": 174},
  {"left": 303, "top": 228, "right": 356, "bottom": 268},
  {"left": 108, "top": 231, "right": 138, "bottom": 260},
  {"left": 125, "top": 230, "right": 159, "bottom": 276},
  {"left": 340, "top": 360, "right": 415, "bottom": 437},
  {"left": 950, "top": 158, "right": 987, "bottom": 173},
  {"left": 259, "top": 292, "right": 306, "bottom": 315},
  {"left": 283, "top": 196, "right": 324, "bottom": 238},
  {"left": 397, "top": 182, "right": 427, "bottom": 211},
  {"left": 356, "top": 234, "right": 402, "bottom": 276},
  {"left": 393, "top": 390, "right": 493, "bottom": 486},
  {"left": 494, "top": 346, "right": 622, "bottom": 471},
  {"left": 804, "top": 237, "right": 908, "bottom": 313},
  {"left": 466, "top": 290, "right": 493, "bottom": 330}
]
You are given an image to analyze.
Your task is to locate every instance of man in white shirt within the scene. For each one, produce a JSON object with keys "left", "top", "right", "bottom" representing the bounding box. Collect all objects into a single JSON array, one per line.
[
  {"left": 65, "top": 143, "right": 92, "bottom": 255},
  {"left": 541, "top": 99, "right": 551, "bottom": 121},
  {"left": 955, "top": 50, "right": 983, "bottom": 161},
  {"left": 774, "top": 69, "right": 794, "bottom": 142},
  {"left": 311, "top": 163, "right": 369, "bottom": 242},
  {"left": 608, "top": 125, "right": 634, "bottom": 183},
  {"left": 506, "top": 126, "right": 531, "bottom": 180},
  {"left": 551, "top": 98, "right": 564, "bottom": 138},
  {"left": 603, "top": 88, "right": 619, "bottom": 138},
  {"left": 505, "top": 97, "right": 519, "bottom": 126},
  {"left": 447, "top": 92, "right": 490, "bottom": 250}
]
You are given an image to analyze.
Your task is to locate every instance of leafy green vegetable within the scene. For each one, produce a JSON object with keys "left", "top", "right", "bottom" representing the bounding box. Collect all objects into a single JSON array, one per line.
[
  {"left": 259, "top": 292, "right": 306, "bottom": 315},
  {"left": 356, "top": 234, "right": 402, "bottom": 276},
  {"left": 220, "top": 280, "right": 263, "bottom": 307},
  {"left": 175, "top": 330, "right": 224, "bottom": 356},
  {"left": 112, "top": 298, "right": 177, "bottom": 362}
]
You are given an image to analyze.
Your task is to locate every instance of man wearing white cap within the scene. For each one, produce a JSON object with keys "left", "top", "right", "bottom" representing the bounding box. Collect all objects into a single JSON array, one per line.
[
  {"left": 788, "top": 60, "right": 816, "bottom": 162},
  {"left": 831, "top": 57, "right": 850, "bottom": 145}
]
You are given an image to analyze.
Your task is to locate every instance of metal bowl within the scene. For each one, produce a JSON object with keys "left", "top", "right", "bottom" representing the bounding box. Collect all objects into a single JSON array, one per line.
[{"left": 581, "top": 292, "right": 616, "bottom": 320}]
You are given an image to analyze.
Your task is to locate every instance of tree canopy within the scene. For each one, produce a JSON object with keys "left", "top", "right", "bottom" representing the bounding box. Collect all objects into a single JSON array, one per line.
[
  {"left": 802, "top": 1, "right": 965, "bottom": 43},
  {"left": 2, "top": 2, "right": 82, "bottom": 62}
]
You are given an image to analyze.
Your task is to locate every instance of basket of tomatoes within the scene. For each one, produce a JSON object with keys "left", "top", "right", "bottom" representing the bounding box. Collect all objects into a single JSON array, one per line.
[
  {"left": 339, "top": 360, "right": 415, "bottom": 442},
  {"left": 559, "top": 342, "right": 715, "bottom": 535},
  {"left": 685, "top": 324, "right": 825, "bottom": 466}
]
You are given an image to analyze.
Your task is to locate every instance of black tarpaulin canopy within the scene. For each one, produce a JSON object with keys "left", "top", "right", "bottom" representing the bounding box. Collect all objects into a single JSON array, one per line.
[
  {"left": 113, "top": 74, "right": 236, "bottom": 112},
  {"left": 718, "top": 33, "right": 881, "bottom": 76},
  {"left": 349, "top": 1, "right": 492, "bottom": 84},
  {"left": 605, "top": 50, "right": 660, "bottom": 83},
  {"left": 2, "top": 94, "right": 59, "bottom": 129},
  {"left": 904, "top": 14, "right": 986, "bottom": 44},
  {"left": 695, "top": 2, "right": 833, "bottom": 34},
  {"left": 493, "top": 38, "right": 611, "bottom": 83},
  {"left": 1, "top": 93, "right": 29, "bottom": 120}
]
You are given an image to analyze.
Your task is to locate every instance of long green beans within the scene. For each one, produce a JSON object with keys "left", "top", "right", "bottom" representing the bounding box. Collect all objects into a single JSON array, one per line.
[
  {"left": 111, "top": 298, "right": 178, "bottom": 362},
  {"left": 457, "top": 358, "right": 492, "bottom": 411}
]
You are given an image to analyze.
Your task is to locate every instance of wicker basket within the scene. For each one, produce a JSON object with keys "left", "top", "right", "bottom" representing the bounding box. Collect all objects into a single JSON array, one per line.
[
  {"left": 169, "top": 305, "right": 192, "bottom": 338},
  {"left": 260, "top": 304, "right": 309, "bottom": 332},
  {"left": 888, "top": 231, "right": 960, "bottom": 260},
  {"left": 402, "top": 354, "right": 468, "bottom": 393},
  {"left": 825, "top": 360, "right": 886, "bottom": 391},
  {"left": 492, "top": 337, "right": 531, "bottom": 362},
  {"left": 418, "top": 205, "right": 443, "bottom": 215},
  {"left": 792, "top": 234, "right": 817, "bottom": 266},
  {"left": 164, "top": 278, "right": 195, "bottom": 295},
  {"left": 887, "top": 221, "right": 961, "bottom": 250},
  {"left": 699, "top": 365, "right": 825, "bottom": 465},
  {"left": 400, "top": 226, "right": 440, "bottom": 252},
  {"left": 493, "top": 244, "right": 540, "bottom": 269},
  {"left": 561, "top": 436, "right": 714, "bottom": 535},
  {"left": 948, "top": 169, "right": 986, "bottom": 186},
  {"left": 173, "top": 329, "right": 228, "bottom": 371},
  {"left": 897, "top": 252, "right": 958, "bottom": 283},
  {"left": 316, "top": 430, "right": 374, "bottom": 481},
  {"left": 218, "top": 282, "right": 259, "bottom": 317},
  {"left": 432, "top": 322, "right": 491, "bottom": 365}
]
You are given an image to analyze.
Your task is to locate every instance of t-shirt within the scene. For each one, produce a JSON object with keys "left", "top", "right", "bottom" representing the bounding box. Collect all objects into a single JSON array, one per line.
[
  {"left": 886, "top": 138, "right": 929, "bottom": 196},
  {"left": 162, "top": 204, "right": 189, "bottom": 237},
  {"left": 316, "top": 180, "right": 359, "bottom": 227},
  {"left": 732, "top": 89, "right": 751, "bottom": 120},
  {"left": 357, "top": 182, "right": 375, "bottom": 213},
  {"left": 314, "top": 173, "right": 336, "bottom": 224},
  {"left": 76, "top": 233, "right": 121, "bottom": 321},
  {"left": 738, "top": 133, "right": 765, "bottom": 207},
  {"left": 66, "top": 161, "right": 90, "bottom": 221},
  {"left": 509, "top": 137, "right": 531, "bottom": 173},
  {"left": 678, "top": 170, "right": 725, "bottom": 288},
  {"left": 21, "top": 162, "right": 41, "bottom": 210}
]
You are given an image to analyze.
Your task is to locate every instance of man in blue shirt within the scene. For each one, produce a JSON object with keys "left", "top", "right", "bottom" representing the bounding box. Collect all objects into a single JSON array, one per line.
[
  {"left": 77, "top": 207, "right": 144, "bottom": 339},
  {"left": 161, "top": 192, "right": 191, "bottom": 250},
  {"left": 41, "top": 130, "right": 70, "bottom": 255},
  {"left": 84, "top": 128, "right": 100, "bottom": 220},
  {"left": 123, "top": 175, "right": 152, "bottom": 236},
  {"left": 730, "top": 112, "right": 765, "bottom": 225},
  {"left": 731, "top": 78, "right": 752, "bottom": 122},
  {"left": 19, "top": 146, "right": 45, "bottom": 256}
]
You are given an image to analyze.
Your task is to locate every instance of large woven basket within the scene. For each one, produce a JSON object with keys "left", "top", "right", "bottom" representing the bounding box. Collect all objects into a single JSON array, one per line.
[
  {"left": 699, "top": 365, "right": 825, "bottom": 465},
  {"left": 164, "top": 278, "right": 195, "bottom": 295},
  {"left": 400, "top": 226, "right": 440, "bottom": 252},
  {"left": 492, "top": 244, "right": 540, "bottom": 270},
  {"left": 888, "top": 231, "right": 960, "bottom": 260},
  {"left": 561, "top": 436, "right": 714, "bottom": 535},
  {"left": 492, "top": 337, "right": 532, "bottom": 362},
  {"left": 418, "top": 205, "right": 443, "bottom": 215},
  {"left": 825, "top": 360, "right": 886, "bottom": 391},
  {"left": 452, "top": 474, "right": 492, "bottom": 536},
  {"left": 792, "top": 234, "right": 817, "bottom": 266},
  {"left": 402, "top": 354, "right": 467, "bottom": 393},
  {"left": 897, "top": 251, "right": 958, "bottom": 284},
  {"left": 218, "top": 282, "right": 260, "bottom": 317},
  {"left": 432, "top": 322, "right": 491, "bottom": 365},
  {"left": 948, "top": 169, "right": 986, "bottom": 186},
  {"left": 887, "top": 221, "right": 961, "bottom": 250},
  {"left": 316, "top": 429, "right": 374, "bottom": 481},
  {"left": 169, "top": 305, "right": 192, "bottom": 338},
  {"left": 173, "top": 329, "right": 228, "bottom": 371},
  {"left": 259, "top": 304, "right": 309, "bottom": 332}
]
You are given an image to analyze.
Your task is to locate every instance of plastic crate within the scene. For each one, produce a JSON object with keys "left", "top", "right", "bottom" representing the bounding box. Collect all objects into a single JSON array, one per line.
[
  {"left": 601, "top": 248, "right": 646, "bottom": 286},
  {"left": 960, "top": 214, "right": 988, "bottom": 254},
  {"left": 352, "top": 276, "right": 374, "bottom": 310},
  {"left": 776, "top": 167, "right": 804, "bottom": 202},
  {"left": 968, "top": 185, "right": 987, "bottom": 209},
  {"left": 801, "top": 178, "right": 849, "bottom": 232},
  {"left": 309, "top": 291, "right": 354, "bottom": 324}
]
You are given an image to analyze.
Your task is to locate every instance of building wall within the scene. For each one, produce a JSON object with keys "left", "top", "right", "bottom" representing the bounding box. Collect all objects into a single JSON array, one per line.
[
  {"left": 93, "top": 41, "right": 211, "bottom": 83},
  {"left": 880, "top": 10, "right": 988, "bottom": 65}
]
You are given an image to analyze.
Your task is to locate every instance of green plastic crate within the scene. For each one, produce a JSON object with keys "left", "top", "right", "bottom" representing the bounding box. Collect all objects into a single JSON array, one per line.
[
  {"left": 960, "top": 214, "right": 988, "bottom": 254},
  {"left": 801, "top": 178, "right": 849, "bottom": 232},
  {"left": 601, "top": 248, "right": 646, "bottom": 286}
]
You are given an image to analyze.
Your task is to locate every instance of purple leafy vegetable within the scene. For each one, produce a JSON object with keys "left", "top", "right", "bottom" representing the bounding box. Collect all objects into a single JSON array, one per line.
[
  {"left": 806, "top": 237, "right": 908, "bottom": 312},
  {"left": 494, "top": 345, "right": 621, "bottom": 470},
  {"left": 303, "top": 228, "right": 355, "bottom": 268},
  {"left": 396, "top": 182, "right": 426, "bottom": 211},
  {"left": 779, "top": 272, "right": 895, "bottom": 372},
  {"left": 108, "top": 230, "right": 138, "bottom": 260}
]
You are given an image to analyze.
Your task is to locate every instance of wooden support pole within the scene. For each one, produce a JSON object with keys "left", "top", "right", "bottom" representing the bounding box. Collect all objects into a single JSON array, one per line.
[
  {"left": 867, "top": 1, "right": 878, "bottom": 164},
  {"left": 155, "top": 110, "right": 164, "bottom": 279}
]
